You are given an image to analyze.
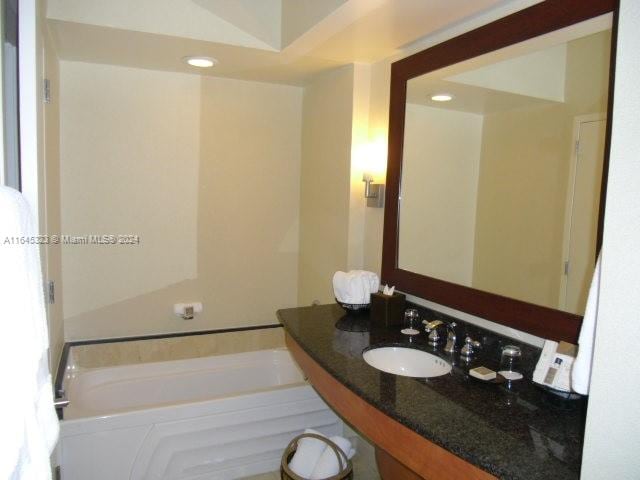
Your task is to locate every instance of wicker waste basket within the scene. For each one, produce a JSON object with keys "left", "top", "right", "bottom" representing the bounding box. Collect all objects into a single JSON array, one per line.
[{"left": 280, "top": 433, "right": 353, "bottom": 480}]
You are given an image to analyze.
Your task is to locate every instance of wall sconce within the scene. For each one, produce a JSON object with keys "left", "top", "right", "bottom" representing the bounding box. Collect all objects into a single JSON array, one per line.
[
  {"left": 357, "top": 138, "right": 387, "bottom": 208},
  {"left": 363, "top": 172, "right": 385, "bottom": 208}
]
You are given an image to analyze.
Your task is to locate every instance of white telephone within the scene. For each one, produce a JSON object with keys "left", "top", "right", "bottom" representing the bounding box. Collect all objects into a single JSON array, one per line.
[{"left": 533, "top": 340, "right": 577, "bottom": 393}]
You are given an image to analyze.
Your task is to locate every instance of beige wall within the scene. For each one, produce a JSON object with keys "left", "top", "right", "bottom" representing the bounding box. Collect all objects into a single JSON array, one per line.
[
  {"left": 347, "top": 63, "right": 373, "bottom": 271},
  {"left": 60, "top": 62, "right": 302, "bottom": 340},
  {"left": 297, "top": 65, "right": 354, "bottom": 305},
  {"left": 70, "top": 328, "right": 285, "bottom": 368},
  {"left": 362, "top": 59, "right": 391, "bottom": 275},
  {"left": 60, "top": 62, "right": 200, "bottom": 338},
  {"left": 472, "top": 31, "right": 611, "bottom": 310},
  {"left": 399, "top": 104, "right": 483, "bottom": 286},
  {"left": 472, "top": 103, "right": 572, "bottom": 307},
  {"left": 296, "top": 64, "right": 373, "bottom": 305},
  {"left": 197, "top": 75, "right": 302, "bottom": 329}
]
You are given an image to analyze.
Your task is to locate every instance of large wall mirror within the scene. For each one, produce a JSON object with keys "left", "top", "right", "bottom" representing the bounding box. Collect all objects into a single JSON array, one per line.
[{"left": 382, "top": 0, "right": 617, "bottom": 342}]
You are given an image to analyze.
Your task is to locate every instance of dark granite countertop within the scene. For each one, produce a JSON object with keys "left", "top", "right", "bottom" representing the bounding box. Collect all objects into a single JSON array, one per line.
[{"left": 277, "top": 303, "right": 586, "bottom": 480}]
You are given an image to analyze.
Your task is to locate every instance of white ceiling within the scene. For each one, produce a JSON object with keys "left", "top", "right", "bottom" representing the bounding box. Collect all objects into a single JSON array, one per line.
[
  {"left": 47, "top": 0, "right": 511, "bottom": 85},
  {"left": 406, "top": 17, "right": 612, "bottom": 115},
  {"left": 447, "top": 44, "right": 568, "bottom": 103}
]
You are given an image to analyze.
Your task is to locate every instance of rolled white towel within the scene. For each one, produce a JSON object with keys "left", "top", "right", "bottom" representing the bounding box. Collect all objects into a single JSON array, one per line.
[
  {"left": 334, "top": 271, "right": 365, "bottom": 304},
  {"left": 333, "top": 270, "right": 380, "bottom": 305},
  {"left": 356, "top": 270, "right": 379, "bottom": 303},
  {"left": 310, "top": 435, "right": 355, "bottom": 480},
  {"left": 358, "top": 271, "right": 379, "bottom": 304},
  {"left": 349, "top": 272, "right": 367, "bottom": 305},
  {"left": 288, "top": 429, "right": 328, "bottom": 479},
  {"left": 332, "top": 271, "right": 351, "bottom": 304},
  {"left": 370, "top": 275, "right": 380, "bottom": 296},
  {"left": 366, "top": 272, "right": 380, "bottom": 302}
]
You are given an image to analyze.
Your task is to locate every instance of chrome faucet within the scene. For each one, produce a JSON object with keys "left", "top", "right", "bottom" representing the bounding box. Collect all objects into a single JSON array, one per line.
[
  {"left": 423, "top": 320, "right": 459, "bottom": 353},
  {"left": 460, "top": 336, "right": 482, "bottom": 359},
  {"left": 54, "top": 390, "right": 70, "bottom": 409}
]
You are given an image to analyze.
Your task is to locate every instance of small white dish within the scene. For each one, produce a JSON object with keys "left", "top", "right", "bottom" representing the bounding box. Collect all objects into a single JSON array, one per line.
[
  {"left": 498, "top": 370, "right": 524, "bottom": 381},
  {"left": 401, "top": 328, "right": 420, "bottom": 336}
]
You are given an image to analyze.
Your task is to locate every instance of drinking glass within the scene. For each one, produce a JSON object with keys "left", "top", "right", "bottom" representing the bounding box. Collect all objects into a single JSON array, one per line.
[
  {"left": 499, "top": 345, "right": 523, "bottom": 381},
  {"left": 402, "top": 308, "right": 420, "bottom": 335}
]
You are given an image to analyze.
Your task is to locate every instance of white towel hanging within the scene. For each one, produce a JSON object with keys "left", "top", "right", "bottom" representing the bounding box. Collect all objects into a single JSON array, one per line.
[
  {"left": 571, "top": 254, "right": 602, "bottom": 395},
  {"left": 0, "top": 186, "right": 59, "bottom": 480}
]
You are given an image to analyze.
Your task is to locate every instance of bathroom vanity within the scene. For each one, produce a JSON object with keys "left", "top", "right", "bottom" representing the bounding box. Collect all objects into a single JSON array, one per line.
[
  {"left": 278, "top": 304, "right": 586, "bottom": 480},
  {"left": 279, "top": 0, "right": 616, "bottom": 477}
]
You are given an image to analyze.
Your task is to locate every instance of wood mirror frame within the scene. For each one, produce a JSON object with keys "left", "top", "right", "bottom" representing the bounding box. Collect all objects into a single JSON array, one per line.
[{"left": 382, "top": 0, "right": 618, "bottom": 343}]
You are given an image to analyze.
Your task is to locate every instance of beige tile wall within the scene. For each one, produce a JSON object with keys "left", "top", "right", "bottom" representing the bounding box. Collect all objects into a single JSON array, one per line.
[
  {"left": 61, "top": 62, "right": 302, "bottom": 341},
  {"left": 71, "top": 327, "right": 285, "bottom": 368}
]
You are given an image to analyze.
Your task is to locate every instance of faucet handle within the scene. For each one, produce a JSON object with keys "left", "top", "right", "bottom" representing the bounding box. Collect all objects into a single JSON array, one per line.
[
  {"left": 422, "top": 319, "right": 442, "bottom": 331},
  {"left": 423, "top": 320, "right": 443, "bottom": 345},
  {"left": 460, "top": 336, "right": 482, "bottom": 359}
]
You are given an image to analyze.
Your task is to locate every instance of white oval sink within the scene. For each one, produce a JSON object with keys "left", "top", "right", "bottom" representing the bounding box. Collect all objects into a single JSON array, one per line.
[{"left": 363, "top": 347, "right": 452, "bottom": 378}]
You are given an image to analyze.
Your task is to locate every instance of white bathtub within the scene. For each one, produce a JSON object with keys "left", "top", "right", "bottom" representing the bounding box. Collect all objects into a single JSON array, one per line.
[{"left": 59, "top": 348, "right": 343, "bottom": 480}]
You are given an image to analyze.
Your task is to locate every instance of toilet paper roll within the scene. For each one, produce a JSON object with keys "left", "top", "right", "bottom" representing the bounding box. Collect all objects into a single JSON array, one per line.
[{"left": 173, "top": 303, "right": 203, "bottom": 316}]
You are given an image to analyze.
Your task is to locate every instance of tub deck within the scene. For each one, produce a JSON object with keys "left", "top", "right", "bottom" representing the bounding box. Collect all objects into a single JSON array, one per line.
[{"left": 64, "top": 348, "right": 304, "bottom": 419}]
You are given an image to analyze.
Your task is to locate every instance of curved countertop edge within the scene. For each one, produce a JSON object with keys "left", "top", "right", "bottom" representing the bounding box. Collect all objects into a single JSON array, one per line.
[
  {"left": 284, "top": 331, "right": 497, "bottom": 480},
  {"left": 278, "top": 305, "right": 584, "bottom": 480}
]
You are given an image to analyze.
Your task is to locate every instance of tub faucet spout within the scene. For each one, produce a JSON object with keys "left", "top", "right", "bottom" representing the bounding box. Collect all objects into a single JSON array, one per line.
[{"left": 54, "top": 395, "right": 70, "bottom": 409}]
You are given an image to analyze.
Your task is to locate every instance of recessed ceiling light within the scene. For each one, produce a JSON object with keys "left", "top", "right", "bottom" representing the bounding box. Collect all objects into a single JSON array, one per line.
[
  {"left": 431, "top": 93, "right": 453, "bottom": 102},
  {"left": 183, "top": 56, "right": 217, "bottom": 68}
]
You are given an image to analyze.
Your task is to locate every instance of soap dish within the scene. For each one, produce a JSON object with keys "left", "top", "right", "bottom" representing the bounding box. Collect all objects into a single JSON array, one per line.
[{"left": 469, "top": 368, "right": 507, "bottom": 384}]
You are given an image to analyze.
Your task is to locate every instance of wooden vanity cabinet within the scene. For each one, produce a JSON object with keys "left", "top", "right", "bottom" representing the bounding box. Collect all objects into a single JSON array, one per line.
[{"left": 285, "top": 333, "right": 496, "bottom": 480}]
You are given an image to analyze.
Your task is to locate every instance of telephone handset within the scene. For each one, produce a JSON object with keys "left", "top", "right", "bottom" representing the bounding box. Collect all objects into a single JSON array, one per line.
[{"left": 533, "top": 340, "right": 577, "bottom": 392}]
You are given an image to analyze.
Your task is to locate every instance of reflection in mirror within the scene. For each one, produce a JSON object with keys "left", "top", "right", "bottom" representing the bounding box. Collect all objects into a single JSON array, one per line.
[{"left": 398, "top": 21, "right": 611, "bottom": 316}]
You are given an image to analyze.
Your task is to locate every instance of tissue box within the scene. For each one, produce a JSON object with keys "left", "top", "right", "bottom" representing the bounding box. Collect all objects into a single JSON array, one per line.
[{"left": 371, "top": 292, "right": 406, "bottom": 327}]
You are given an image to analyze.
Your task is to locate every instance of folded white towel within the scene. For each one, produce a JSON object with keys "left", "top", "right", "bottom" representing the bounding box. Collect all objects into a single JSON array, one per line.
[
  {"left": 0, "top": 186, "right": 59, "bottom": 480},
  {"left": 355, "top": 274, "right": 368, "bottom": 304},
  {"left": 571, "top": 254, "right": 602, "bottom": 395},
  {"left": 333, "top": 270, "right": 380, "bottom": 305},
  {"left": 288, "top": 429, "right": 328, "bottom": 479},
  {"left": 310, "top": 435, "right": 355, "bottom": 480},
  {"left": 332, "top": 271, "right": 349, "bottom": 304},
  {"left": 365, "top": 272, "right": 379, "bottom": 297}
]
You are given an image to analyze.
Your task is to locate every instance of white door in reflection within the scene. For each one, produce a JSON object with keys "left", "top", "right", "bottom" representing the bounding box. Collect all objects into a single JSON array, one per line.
[{"left": 561, "top": 116, "right": 606, "bottom": 313}]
